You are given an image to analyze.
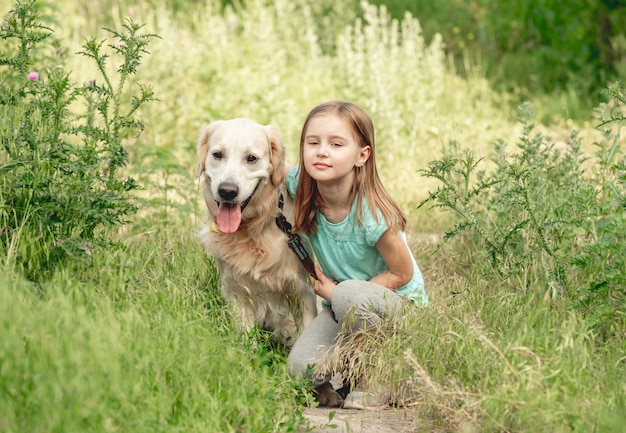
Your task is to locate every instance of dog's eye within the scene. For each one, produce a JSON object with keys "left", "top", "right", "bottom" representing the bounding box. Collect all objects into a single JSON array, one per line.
[
  {"left": 246, "top": 155, "right": 258, "bottom": 163},
  {"left": 212, "top": 151, "right": 223, "bottom": 160}
]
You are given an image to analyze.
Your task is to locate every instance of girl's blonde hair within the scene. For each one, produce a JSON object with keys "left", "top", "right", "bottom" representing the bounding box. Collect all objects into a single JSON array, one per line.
[{"left": 293, "top": 100, "right": 407, "bottom": 235}]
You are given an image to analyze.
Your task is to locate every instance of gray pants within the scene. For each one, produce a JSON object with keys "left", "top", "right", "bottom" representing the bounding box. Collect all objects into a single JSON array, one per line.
[{"left": 287, "top": 279, "right": 403, "bottom": 387}]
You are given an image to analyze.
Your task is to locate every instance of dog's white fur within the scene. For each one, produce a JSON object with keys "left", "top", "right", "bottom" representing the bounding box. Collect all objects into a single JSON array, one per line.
[{"left": 196, "top": 118, "right": 317, "bottom": 345}]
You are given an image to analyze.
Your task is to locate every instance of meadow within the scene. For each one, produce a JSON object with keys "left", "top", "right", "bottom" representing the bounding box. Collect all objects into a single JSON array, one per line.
[{"left": 1, "top": 0, "right": 625, "bottom": 432}]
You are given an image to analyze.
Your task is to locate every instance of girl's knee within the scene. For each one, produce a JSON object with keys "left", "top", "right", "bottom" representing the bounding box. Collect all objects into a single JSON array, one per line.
[
  {"left": 330, "top": 280, "right": 402, "bottom": 328},
  {"left": 330, "top": 280, "right": 360, "bottom": 313}
]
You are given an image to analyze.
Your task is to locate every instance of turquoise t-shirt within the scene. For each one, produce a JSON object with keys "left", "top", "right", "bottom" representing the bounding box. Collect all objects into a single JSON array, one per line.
[{"left": 286, "top": 167, "right": 428, "bottom": 305}]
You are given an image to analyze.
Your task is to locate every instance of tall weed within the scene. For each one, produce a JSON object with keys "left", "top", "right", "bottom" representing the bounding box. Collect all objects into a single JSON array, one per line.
[
  {"left": 418, "top": 89, "right": 625, "bottom": 338},
  {"left": 572, "top": 82, "right": 626, "bottom": 337},
  {"left": 0, "top": 0, "right": 156, "bottom": 279}
]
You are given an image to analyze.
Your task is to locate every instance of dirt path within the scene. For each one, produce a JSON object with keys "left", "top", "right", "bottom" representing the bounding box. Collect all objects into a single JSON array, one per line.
[{"left": 301, "top": 406, "right": 420, "bottom": 433}]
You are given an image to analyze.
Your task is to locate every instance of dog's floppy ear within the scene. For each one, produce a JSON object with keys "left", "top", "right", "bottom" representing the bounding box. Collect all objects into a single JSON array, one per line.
[
  {"left": 195, "top": 120, "right": 223, "bottom": 178},
  {"left": 266, "top": 124, "right": 286, "bottom": 186}
]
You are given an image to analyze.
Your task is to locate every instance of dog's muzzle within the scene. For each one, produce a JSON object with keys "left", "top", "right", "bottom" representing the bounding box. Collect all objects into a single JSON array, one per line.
[{"left": 213, "top": 179, "right": 262, "bottom": 234}]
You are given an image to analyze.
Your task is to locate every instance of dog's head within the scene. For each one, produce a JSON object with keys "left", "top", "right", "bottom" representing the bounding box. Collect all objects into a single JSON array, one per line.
[{"left": 196, "top": 118, "right": 285, "bottom": 233}]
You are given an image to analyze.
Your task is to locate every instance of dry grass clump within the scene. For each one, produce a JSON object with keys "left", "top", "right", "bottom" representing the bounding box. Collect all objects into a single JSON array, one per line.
[{"left": 314, "top": 303, "right": 487, "bottom": 432}]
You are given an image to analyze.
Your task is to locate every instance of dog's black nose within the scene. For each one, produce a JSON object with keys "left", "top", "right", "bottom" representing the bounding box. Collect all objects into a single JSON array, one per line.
[{"left": 218, "top": 182, "right": 239, "bottom": 201}]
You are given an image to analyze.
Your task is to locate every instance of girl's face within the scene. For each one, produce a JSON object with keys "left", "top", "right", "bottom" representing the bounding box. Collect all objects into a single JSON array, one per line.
[{"left": 302, "top": 114, "right": 370, "bottom": 186}]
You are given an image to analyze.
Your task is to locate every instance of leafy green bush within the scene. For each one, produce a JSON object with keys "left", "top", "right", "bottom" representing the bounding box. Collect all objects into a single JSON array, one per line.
[
  {"left": 572, "top": 82, "right": 626, "bottom": 337},
  {"left": 418, "top": 86, "right": 625, "bottom": 338},
  {"left": 0, "top": 0, "right": 156, "bottom": 279}
]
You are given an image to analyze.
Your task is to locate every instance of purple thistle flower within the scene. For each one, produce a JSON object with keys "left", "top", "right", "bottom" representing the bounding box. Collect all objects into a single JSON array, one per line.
[{"left": 27, "top": 71, "right": 39, "bottom": 81}]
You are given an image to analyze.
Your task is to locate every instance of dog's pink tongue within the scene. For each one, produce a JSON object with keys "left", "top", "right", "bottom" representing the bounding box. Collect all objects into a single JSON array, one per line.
[{"left": 216, "top": 203, "right": 241, "bottom": 233}]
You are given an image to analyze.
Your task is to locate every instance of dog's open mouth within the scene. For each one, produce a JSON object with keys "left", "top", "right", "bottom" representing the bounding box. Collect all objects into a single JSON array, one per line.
[
  {"left": 214, "top": 188, "right": 257, "bottom": 234},
  {"left": 216, "top": 202, "right": 244, "bottom": 234},
  {"left": 213, "top": 179, "right": 261, "bottom": 234}
]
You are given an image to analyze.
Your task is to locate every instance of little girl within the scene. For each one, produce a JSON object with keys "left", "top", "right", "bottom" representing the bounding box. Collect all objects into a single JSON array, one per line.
[{"left": 286, "top": 101, "right": 428, "bottom": 409}]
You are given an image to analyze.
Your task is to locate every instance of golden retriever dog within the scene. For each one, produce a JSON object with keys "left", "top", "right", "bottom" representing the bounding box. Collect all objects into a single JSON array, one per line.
[{"left": 196, "top": 118, "right": 317, "bottom": 345}]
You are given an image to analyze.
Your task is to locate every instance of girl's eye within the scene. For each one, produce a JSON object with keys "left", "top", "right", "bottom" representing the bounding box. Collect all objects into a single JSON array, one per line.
[
  {"left": 212, "top": 151, "right": 223, "bottom": 160},
  {"left": 246, "top": 154, "right": 258, "bottom": 163}
]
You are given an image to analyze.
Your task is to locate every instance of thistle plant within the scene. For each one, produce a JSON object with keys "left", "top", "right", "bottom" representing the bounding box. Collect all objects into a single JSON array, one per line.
[
  {"left": 0, "top": 0, "right": 157, "bottom": 280},
  {"left": 573, "top": 81, "right": 626, "bottom": 337},
  {"left": 419, "top": 95, "right": 625, "bottom": 338}
]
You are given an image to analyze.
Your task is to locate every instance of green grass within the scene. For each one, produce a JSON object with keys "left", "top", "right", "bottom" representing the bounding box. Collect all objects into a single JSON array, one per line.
[
  {"left": 0, "top": 229, "right": 312, "bottom": 432},
  {"left": 1, "top": 0, "right": 625, "bottom": 432},
  {"left": 335, "top": 239, "right": 626, "bottom": 432}
]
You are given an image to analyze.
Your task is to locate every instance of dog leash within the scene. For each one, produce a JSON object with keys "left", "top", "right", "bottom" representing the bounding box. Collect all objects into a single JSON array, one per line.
[{"left": 275, "top": 191, "right": 319, "bottom": 281}]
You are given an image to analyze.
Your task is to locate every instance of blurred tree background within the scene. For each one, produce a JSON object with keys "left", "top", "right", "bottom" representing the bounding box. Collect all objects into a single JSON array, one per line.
[
  {"left": 370, "top": 0, "right": 626, "bottom": 121},
  {"left": 192, "top": 0, "right": 626, "bottom": 122}
]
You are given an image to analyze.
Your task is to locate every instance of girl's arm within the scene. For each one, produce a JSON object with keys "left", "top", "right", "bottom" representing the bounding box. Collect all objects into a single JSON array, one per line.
[
  {"left": 312, "top": 229, "right": 415, "bottom": 300},
  {"left": 370, "top": 229, "right": 414, "bottom": 290}
]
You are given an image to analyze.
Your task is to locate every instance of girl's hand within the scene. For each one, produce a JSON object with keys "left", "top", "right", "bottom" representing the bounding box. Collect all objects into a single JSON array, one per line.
[{"left": 311, "top": 266, "right": 336, "bottom": 302}]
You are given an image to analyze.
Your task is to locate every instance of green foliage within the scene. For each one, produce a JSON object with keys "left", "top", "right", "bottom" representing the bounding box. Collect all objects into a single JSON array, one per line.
[
  {"left": 572, "top": 81, "right": 626, "bottom": 337},
  {"left": 0, "top": 229, "right": 311, "bottom": 432},
  {"left": 418, "top": 91, "right": 626, "bottom": 338},
  {"left": 0, "top": 0, "right": 157, "bottom": 279},
  {"left": 1, "top": 1, "right": 624, "bottom": 431},
  {"left": 372, "top": 0, "right": 626, "bottom": 117},
  {"left": 323, "top": 275, "right": 626, "bottom": 431}
]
